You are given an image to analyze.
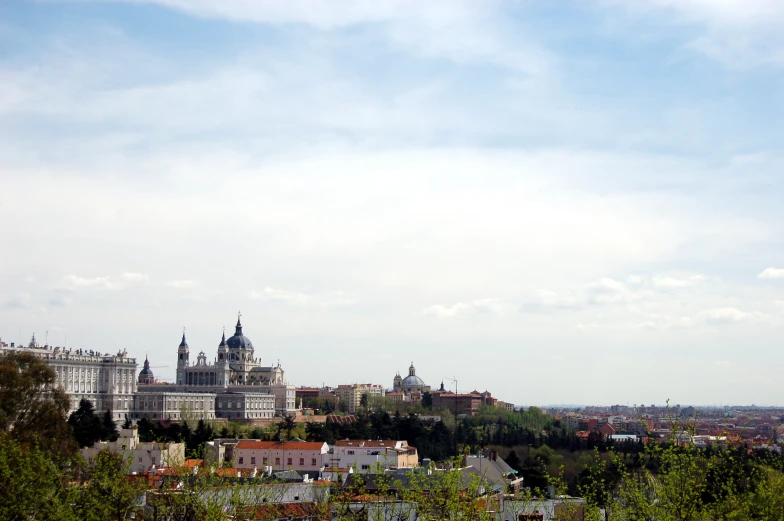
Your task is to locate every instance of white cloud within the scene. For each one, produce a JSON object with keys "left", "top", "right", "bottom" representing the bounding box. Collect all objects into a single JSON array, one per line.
[
  {"left": 630, "top": 0, "right": 784, "bottom": 67},
  {"left": 166, "top": 279, "right": 196, "bottom": 289},
  {"left": 759, "top": 267, "right": 784, "bottom": 279},
  {"left": 59, "top": 274, "right": 118, "bottom": 290},
  {"left": 58, "top": 273, "right": 148, "bottom": 291},
  {"left": 422, "top": 298, "right": 507, "bottom": 318},
  {"left": 698, "top": 307, "right": 765, "bottom": 325},
  {"left": 584, "top": 278, "right": 640, "bottom": 305},
  {"left": 251, "top": 287, "right": 358, "bottom": 308},
  {"left": 651, "top": 274, "right": 708, "bottom": 289},
  {"left": 48, "top": 296, "right": 74, "bottom": 307},
  {"left": 121, "top": 272, "right": 149, "bottom": 282},
  {"left": 5, "top": 292, "right": 33, "bottom": 309}
]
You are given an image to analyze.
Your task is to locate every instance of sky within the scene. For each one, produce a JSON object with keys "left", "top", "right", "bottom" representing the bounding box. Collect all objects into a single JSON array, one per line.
[{"left": 1, "top": 0, "right": 783, "bottom": 407}]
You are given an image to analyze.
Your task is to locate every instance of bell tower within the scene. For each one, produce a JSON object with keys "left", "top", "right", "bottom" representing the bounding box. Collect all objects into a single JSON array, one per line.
[{"left": 176, "top": 329, "right": 189, "bottom": 385}]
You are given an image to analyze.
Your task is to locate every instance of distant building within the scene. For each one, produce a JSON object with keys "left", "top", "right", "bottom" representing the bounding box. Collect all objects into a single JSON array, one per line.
[
  {"left": 0, "top": 335, "right": 137, "bottom": 421},
  {"left": 327, "top": 440, "right": 418, "bottom": 472},
  {"left": 136, "top": 314, "right": 296, "bottom": 420},
  {"left": 431, "top": 392, "right": 482, "bottom": 416},
  {"left": 392, "top": 362, "right": 431, "bottom": 399},
  {"left": 335, "top": 383, "right": 384, "bottom": 412},
  {"left": 231, "top": 440, "right": 329, "bottom": 473},
  {"left": 81, "top": 426, "right": 185, "bottom": 474}
]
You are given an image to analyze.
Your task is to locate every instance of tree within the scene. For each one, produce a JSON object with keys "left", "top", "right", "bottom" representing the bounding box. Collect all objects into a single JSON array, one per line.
[
  {"left": 421, "top": 391, "right": 433, "bottom": 408},
  {"left": 0, "top": 432, "right": 73, "bottom": 521},
  {"left": 68, "top": 399, "right": 105, "bottom": 448},
  {"left": 72, "top": 450, "right": 147, "bottom": 521},
  {"left": 0, "top": 351, "right": 74, "bottom": 457},
  {"left": 359, "top": 393, "right": 369, "bottom": 409},
  {"left": 102, "top": 409, "right": 118, "bottom": 441},
  {"left": 279, "top": 415, "right": 296, "bottom": 441}
]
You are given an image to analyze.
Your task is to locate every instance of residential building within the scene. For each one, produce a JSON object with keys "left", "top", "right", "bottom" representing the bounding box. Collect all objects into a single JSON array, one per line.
[
  {"left": 81, "top": 426, "right": 185, "bottom": 474},
  {"left": 430, "top": 391, "right": 482, "bottom": 416},
  {"left": 327, "top": 440, "right": 418, "bottom": 472},
  {"left": 231, "top": 440, "right": 329, "bottom": 473},
  {"left": 335, "top": 383, "right": 384, "bottom": 412}
]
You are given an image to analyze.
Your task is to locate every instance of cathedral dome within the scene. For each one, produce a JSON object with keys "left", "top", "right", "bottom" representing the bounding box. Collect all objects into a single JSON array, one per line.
[
  {"left": 226, "top": 316, "right": 253, "bottom": 350},
  {"left": 138, "top": 356, "right": 154, "bottom": 384}
]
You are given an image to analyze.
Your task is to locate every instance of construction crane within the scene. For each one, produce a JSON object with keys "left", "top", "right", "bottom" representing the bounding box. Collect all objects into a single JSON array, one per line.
[{"left": 444, "top": 376, "right": 458, "bottom": 394}]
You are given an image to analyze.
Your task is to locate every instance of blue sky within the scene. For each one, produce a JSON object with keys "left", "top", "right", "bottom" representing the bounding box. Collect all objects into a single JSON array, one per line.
[{"left": 1, "top": 0, "right": 783, "bottom": 406}]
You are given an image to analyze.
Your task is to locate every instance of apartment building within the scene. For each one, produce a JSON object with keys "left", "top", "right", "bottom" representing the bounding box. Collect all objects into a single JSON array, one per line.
[
  {"left": 231, "top": 440, "right": 329, "bottom": 474},
  {"left": 326, "top": 439, "right": 418, "bottom": 473},
  {"left": 335, "top": 383, "right": 384, "bottom": 412},
  {"left": 81, "top": 426, "right": 185, "bottom": 474}
]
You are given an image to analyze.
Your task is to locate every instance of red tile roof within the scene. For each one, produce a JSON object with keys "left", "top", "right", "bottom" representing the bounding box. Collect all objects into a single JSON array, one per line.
[{"left": 235, "top": 440, "right": 327, "bottom": 451}]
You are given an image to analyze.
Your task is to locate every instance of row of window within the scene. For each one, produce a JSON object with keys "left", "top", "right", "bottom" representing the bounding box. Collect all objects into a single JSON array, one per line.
[{"left": 238, "top": 457, "right": 318, "bottom": 466}]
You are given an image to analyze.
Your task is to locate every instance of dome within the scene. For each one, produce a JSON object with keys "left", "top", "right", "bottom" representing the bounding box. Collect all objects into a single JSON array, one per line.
[
  {"left": 401, "top": 374, "right": 425, "bottom": 387},
  {"left": 226, "top": 316, "right": 253, "bottom": 350},
  {"left": 138, "top": 356, "right": 155, "bottom": 384}
]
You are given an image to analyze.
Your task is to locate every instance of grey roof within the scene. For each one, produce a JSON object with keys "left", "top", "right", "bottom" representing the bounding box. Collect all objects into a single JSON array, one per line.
[
  {"left": 218, "top": 332, "right": 227, "bottom": 347},
  {"left": 226, "top": 317, "right": 253, "bottom": 350},
  {"left": 401, "top": 374, "right": 425, "bottom": 386},
  {"left": 179, "top": 333, "right": 188, "bottom": 348},
  {"left": 344, "top": 470, "right": 475, "bottom": 492},
  {"left": 463, "top": 455, "right": 516, "bottom": 487}
]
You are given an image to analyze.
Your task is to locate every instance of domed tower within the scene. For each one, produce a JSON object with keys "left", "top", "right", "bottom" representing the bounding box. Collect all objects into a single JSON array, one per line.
[
  {"left": 408, "top": 362, "right": 416, "bottom": 377},
  {"left": 138, "top": 355, "right": 155, "bottom": 384},
  {"left": 176, "top": 330, "right": 189, "bottom": 385}
]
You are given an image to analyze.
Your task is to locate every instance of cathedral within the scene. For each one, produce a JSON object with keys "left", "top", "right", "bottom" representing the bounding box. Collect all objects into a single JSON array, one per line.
[{"left": 133, "top": 314, "right": 295, "bottom": 421}]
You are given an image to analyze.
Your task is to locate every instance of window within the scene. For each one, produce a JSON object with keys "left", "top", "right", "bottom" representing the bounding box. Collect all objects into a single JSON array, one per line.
[
  {"left": 275, "top": 458, "right": 280, "bottom": 465},
  {"left": 362, "top": 465, "right": 370, "bottom": 470},
  {"left": 299, "top": 458, "right": 304, "bottom": 466},
  {"left": 239, "top": 457, "right": 244, "bottom": 464},
  {"left": 312, "top": 458, "right": 317, "bottom": 465},
  {"left": 348, "top": 450, "right": 354, "bottom": 455},
  {"left": 251, "top": 457, "right": 256, "bottom": 464},
  {"left": 139, "top": 457, "right": 143, "bottom": 463},
  {"left": 287, "top": 458, "right": 292, "bottom": 465},
  {"left": 263, "top": 457, "right": 268, "bottom": 465}
]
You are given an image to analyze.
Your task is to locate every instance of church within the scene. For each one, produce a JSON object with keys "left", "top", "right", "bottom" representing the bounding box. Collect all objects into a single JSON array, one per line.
[
  {"left": 392, "top": 362, "right": 431, "bottom": 400},
  {"left": 133, "top": 314, "right": 296, "bottom": 421}
]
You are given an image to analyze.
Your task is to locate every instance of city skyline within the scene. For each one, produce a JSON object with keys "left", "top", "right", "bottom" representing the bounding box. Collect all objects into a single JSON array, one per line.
[{"left": 2, "top": 1, "right": 783, "bottom": 405}]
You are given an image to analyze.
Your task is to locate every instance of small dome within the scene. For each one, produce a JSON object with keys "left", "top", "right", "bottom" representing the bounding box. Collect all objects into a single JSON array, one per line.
[{"left": 226, "top": 316, "right": 253, "bottom": 350}]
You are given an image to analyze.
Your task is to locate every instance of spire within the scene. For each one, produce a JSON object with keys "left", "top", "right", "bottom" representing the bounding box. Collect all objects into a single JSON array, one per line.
[
  {"left": 179, "top": 329, "right": 188, "bottom": 348},
  {"left": 235, "top": 311, "right": 243, "bottom": 336},
  {"left": 219, "top": 329, "right": 227, "bottom": 348}
]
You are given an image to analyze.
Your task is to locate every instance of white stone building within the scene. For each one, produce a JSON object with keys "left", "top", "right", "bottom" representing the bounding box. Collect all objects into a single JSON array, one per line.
[
  {"left": 0, "top": 335, "right": 137, "bottom": 421},
  {"left": 135, "top": 314, "right": 296, "bottom": 420}
]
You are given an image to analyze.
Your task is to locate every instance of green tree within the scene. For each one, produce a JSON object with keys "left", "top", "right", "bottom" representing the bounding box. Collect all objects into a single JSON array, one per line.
[
  {"left": 102, "top": 409, "right": 118, "bottom": 441},
  {"left": 0, "top": 350, "right": 74, "bottom": 456},
  {"left": 359, "top": 393, "right": 369, "bottom": 409},
  {"left": 0, "top": 432, "right": 73, "bottom": 521},
  {"left": 72, "top": 450, "right": 147, "bottom": 521},
  {"left": 421, "top": 391, "right": 433, "bottom": 408},
  {"left": 68, "top": 399, "right": 104, "bottom": 448}
]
